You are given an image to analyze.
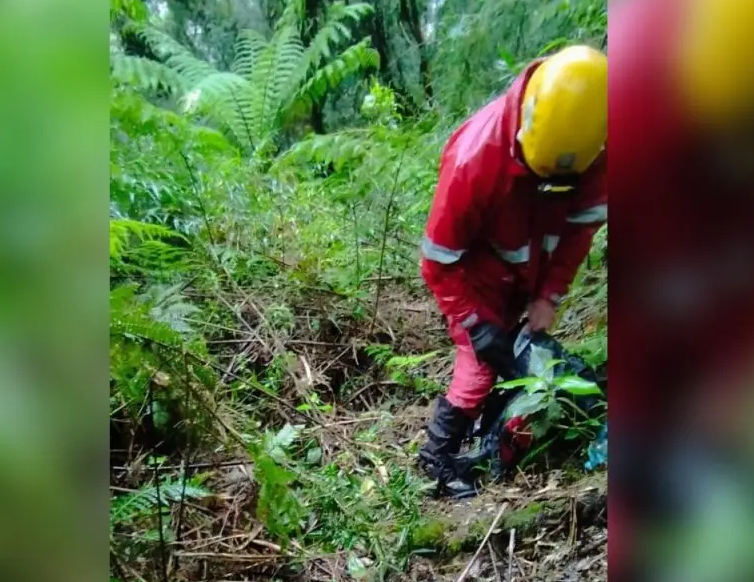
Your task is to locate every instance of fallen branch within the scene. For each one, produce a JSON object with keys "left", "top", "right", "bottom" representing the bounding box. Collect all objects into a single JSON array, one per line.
[
  {"left": 489, "top": 542, "right": 502, "bottom": 582},
  {"left": 506, "top": 529, "right": 515, "bottom": 582},
  {"left": 456, "top": 502, "right": 509, "bottom": 582},
  {"left": 111, "top": 459, "right": 252, "bottom": 473},
  {"left": 173, "top": 551, "right": 285, "bottom": 562}
]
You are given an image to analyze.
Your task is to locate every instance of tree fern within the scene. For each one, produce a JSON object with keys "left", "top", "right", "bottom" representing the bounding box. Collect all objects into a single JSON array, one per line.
[
  {"left": 115, "top": 0, "right": 378, "bottom": 153},
  {"left": 249, "top": 26, "right": 305, "bottom": 142}
]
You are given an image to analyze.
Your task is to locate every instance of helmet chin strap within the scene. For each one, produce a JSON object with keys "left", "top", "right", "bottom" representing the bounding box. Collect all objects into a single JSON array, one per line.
[{"left": 538, "top": 175, "right": 579, "bottom": 194}]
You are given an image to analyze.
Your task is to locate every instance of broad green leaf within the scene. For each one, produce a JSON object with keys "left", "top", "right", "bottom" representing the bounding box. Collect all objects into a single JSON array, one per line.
[
  {"left": 306, "top": 447, "right": 322, "bottom": 465},
  {"left": 273, "top": 423, "right": 299, "bottom": 448},
  {"left": 265, "top": 423, "right": 301, "bottom": 461},
  {"left": 555, "top": 376, "right": 603, "bottom": 396},
  {"left": 348, "top": 554, "right": 369, "bottom": 579},
  {"left": 565, "top": 427, "right": 581, "bottom": 440},
  {"left": 505, "top": 391, "right": 547, "bottom": 419},
  {"left": 543, "top": 358, "right": 566, "bottom": 372},
  {"left": 496, "top": 377, "right": 543, "bottom": 390}
]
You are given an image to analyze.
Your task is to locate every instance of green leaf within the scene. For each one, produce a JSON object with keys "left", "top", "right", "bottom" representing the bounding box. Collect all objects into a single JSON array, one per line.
[
  {"left": 564, "top": 427, "right": 581, "bottom": 440},
  {"left": 555, "top": 376, "right": 603, "bottom": 396},
  {"left": 347, "top": 554, "right": 369, "bottom": 579},
  {"left": 264, "top": 423, "right": 301, "bottom": 461},
  {"left": 530, "top": 419, "right": 551, "bottom": 439},
  {"left": 306, "top": 447, "right": 322, "bottom": 465},
  {"left": 274, "top": 424, "right": 299, "bottom": 448},
  {"left": 505, "top": 391, "right": 548, "bottom": 419},
  {"left": 542, "top": 358, "right": 566, "bottom": 372},
  {"left": 496, "top": 377, "right": 544, "bottom": 391}
]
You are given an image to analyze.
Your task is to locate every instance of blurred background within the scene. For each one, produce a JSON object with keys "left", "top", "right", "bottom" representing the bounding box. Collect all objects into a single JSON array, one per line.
[{"left": 610, "top": 0, "right": 754, "bottom": 581}]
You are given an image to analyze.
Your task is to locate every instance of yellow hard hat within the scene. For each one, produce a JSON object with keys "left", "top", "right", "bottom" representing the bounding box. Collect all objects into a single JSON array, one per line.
[
  {"left": 518, "top": 45, "right": 607, "bottom": 178},
  {"left": 676, "top": 0, "right": 754, "bottom": 129}
]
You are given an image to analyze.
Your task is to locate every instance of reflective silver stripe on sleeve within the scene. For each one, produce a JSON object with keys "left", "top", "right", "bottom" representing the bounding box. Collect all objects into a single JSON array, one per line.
[
  {"left": 543, "top": 235, "right": 560, "bottom": 253},
  {"left": 421, "top": 236, "right": 466, "bottom": 265},
  {"left": 460, "top": 313, "right": 479, "bottom": 329},
  {"left": 495, "top": 244, "right": 530, "bottom": 264},
  {"left": 566, "top": 204, "right": 607, "bottom": 224}
]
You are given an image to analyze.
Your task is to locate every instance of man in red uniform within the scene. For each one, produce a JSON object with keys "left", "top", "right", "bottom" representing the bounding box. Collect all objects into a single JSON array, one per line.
[{"left": 418, "top": 46, "right": 608, "bottom": 498}]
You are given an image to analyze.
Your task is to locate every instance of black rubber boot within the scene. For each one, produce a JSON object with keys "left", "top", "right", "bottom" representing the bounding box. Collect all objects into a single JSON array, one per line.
[{"left": 419, "top": 396, "right": 479, "bottom": 499}]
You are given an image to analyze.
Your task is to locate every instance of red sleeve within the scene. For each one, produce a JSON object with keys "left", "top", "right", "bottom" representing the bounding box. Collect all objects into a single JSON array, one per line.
[
  {"left": 421, "top": 108, "right": 505, "bottom": 329},
  {"left": 537, "top": 157, "right": 607, "bottom": 304}
]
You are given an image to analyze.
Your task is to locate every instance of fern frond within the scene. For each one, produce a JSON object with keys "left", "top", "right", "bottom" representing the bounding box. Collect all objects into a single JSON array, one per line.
[
  {"left": 141, "top": 283, "right": 202, "bottom": 333},
  {"left": 291, "top": 3, "right": 374, "bottom": 92},
  {"left": 232, "top": 29, "right": 268, "bottom": 80},
  {"left": 181, "top": 72, "right": 251, "bottom": 143},
  {"left": 276, "top": 0, "right": 305, "bottom": 31},
  {"left": 111, "top": 478, "right": 211, "bottom": 525},
  {"left": 332, "top": 1, "right": 374, "bottom": 21},
  {"left": 111, "top": 54, "right": 185, "bottom": 95},
  {"left": 185, "top": 72, "right": 248, "bottom": 106},
  {"left": 110, "top": 219, "right": 184, "bottom": 261},
  {"left": 279, "top": 128, "right": 373, "bottom": 170},
  {"left": 136, "top": 25, "right": 219, "bottom": 86},
  {"left": 292, "top": 39, "right": 379, "bottom": 109},
  {"left": 110, "top": 290, "right": 185, "bottom": 347},
  {"left": 247, "top": 25, "right": 305, "bottom": 141},
  {"left": 271, "top": 32, "right": 306, "bottom": 117}
]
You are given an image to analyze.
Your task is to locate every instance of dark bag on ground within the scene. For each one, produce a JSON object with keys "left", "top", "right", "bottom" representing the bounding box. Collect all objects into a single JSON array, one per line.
[{"left": 454, "top": 320, "right": 607, "bottom": 481}]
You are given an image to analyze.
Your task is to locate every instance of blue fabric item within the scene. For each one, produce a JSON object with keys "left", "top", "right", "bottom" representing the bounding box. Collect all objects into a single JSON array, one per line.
[{"left": 584, "top": 423, "right": 608, "bottom": 471}]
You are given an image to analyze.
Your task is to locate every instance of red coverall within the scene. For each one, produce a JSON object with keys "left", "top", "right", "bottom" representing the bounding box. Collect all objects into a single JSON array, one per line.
[{"left": 420, "top": 61, "right": 608, "bottom": 413}]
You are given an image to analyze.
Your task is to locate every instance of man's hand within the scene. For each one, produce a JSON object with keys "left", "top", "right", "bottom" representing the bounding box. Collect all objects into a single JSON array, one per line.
[{"left": 527, "top": 298, "right": 557, "bottom": 332}]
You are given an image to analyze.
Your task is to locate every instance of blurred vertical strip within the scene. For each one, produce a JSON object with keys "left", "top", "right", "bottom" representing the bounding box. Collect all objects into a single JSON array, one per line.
[
  {"left": 0, "top": 0, "right": 107, "bottom": 582},
  {"left": 609, "top": 0, "right": 754, "bottom": 580}
]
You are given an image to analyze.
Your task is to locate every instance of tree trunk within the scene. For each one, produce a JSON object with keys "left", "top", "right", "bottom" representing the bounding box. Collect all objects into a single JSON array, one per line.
[
  {"left": 370, "top": 0, "right": 418, "bottom": 115},
  {"left": 370, "top": 1, "right": 394, "bottom": 82},
  {"left": 303, "top": 0, "right": 326, "bottom": 133},
  {"left": 399, "top": 0, "right": 433, "bottom": 105},
  {"left": 310, "top": 101, "right": 326, "bottom": 134}
]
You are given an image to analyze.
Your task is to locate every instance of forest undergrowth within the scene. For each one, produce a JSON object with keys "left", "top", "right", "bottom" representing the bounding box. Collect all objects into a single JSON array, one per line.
[
  {"left": 110, "top": 257, "right": 607, "bottom": 582},
  {"left": 109, "top": 0, "right": 607, "bottom": 580}
]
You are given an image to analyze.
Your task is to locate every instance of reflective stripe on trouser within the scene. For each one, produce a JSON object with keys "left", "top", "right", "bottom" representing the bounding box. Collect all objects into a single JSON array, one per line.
[{"left": 543, "top": 235, "right": 560, "bottom": 253}]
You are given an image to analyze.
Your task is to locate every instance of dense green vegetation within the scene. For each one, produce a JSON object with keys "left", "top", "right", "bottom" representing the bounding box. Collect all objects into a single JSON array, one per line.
[{"left": 110, "top": 0, "right": 607, "bottom": 579}]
